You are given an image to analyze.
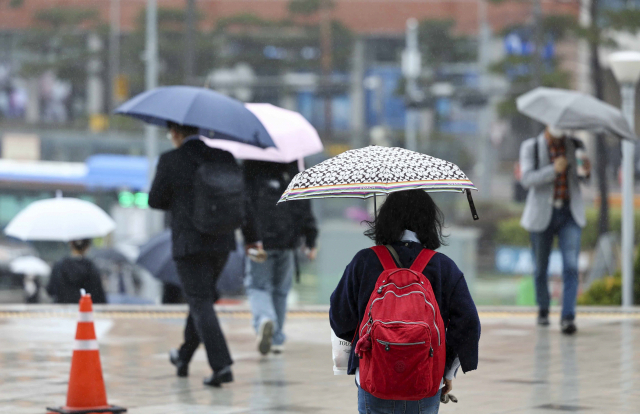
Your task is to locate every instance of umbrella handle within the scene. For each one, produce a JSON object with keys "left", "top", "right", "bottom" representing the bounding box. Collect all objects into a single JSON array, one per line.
[{"left": 466, "top": 189, "right": 479, "bottom": 221}]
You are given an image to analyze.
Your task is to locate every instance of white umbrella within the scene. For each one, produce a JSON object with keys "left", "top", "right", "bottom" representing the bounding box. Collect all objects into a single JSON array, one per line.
[
  {"left": 5, "top": 197, "right": 116, "bottom": 242},
  {"left": 279, "top": 146, "right": 479, "bottom": 220},
  {"left": 10, "top": 256, "right": 51, "bottom": 276}
]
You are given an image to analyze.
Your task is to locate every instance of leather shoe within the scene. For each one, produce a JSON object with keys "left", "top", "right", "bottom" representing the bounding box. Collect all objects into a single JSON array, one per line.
[
  {"left": 561, "top": 319, "right": 577, "bottom": 335},
  {"left": 203, "top": 366, "right": 233, "bottom": 387},
  {"left": 169, "top": 349, "right": 188, "bottom": 377}
]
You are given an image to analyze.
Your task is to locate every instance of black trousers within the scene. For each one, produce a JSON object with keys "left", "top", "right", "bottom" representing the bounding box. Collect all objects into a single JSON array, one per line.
[{"left": 175, "top": 251, "right": 232, "bottom": 372}]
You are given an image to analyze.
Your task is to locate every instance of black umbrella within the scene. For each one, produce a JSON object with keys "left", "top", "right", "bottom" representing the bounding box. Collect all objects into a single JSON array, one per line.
[{"left": 136, "top": 230, "right": 246, "bottom": 296}]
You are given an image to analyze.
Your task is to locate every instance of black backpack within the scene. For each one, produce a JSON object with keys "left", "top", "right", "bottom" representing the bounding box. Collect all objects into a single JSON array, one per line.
[{"left": 192, "top": 160, "right": 245, "bottom": 235}]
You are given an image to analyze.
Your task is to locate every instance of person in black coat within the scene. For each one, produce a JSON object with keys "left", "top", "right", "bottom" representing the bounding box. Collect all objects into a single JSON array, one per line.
[
  {"left": 330, "top": 190, "right": 480, "bottom": 413},
  {"left": 149, "top": 121, "right": 261, "bottom": 387},
  {"left": 47, "top": 239, "right": 107, "bottom": 304},
  {"left": 243, "top": 160, "right": 318, "bottom": 355}
]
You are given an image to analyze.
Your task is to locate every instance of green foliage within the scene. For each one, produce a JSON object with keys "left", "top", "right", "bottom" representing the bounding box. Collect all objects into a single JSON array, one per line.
[
  {"left": 213, "top": 12, "right": 354, "bottom": 75},
  {"left": 123, "top": 7, "right": 211, "bottom": 93},
  {"left": 495, "top": 217, "right": 530, "bottom": 247},
  {"left": 418, "top": 19, "right": 477, "bottom": 67},
  {"left": 578, "top": 248, "right": 640, "bottom": 305},
  {"left": 19, "top": 6, "right": 104, "bottom": 121},
  {"left": 490, "top": 14, "right": 574, "bottom": 120},
  {"left": 578, "top": 275, "right": 623, "bottom": 305},
  {"left": 288, "top": 0, "right": 334, "bottom": 16},
  {"left": 605, "top": 9, "right": 640, "bottom": 33}
]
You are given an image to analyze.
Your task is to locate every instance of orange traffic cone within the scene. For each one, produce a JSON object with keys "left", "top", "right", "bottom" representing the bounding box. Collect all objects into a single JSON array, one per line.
[{"left": 47, "top": 290, "right": 126, "bottom": 414}]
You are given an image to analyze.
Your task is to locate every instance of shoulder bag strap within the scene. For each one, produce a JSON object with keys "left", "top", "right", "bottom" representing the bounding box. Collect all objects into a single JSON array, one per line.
[
  {"left": 533, "top": 137, "right": 539, "bottom": 170},
  {"left": 409, "top": 249, "right": 437, "bottom": 273},
  {"left": 371, "top": 245, "right": 398, "bottom": 270},
  {"left": 385, "top": 245, "right": 403, "bottom": 268}
]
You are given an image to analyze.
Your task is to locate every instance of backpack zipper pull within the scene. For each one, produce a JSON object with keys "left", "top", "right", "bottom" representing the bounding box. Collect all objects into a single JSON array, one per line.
[
  {"left": 384, "top": 344, "right": 390, "bottom": 351},
  {"left": 429, "top": 346, "right": 434, "bottom": 357},
  {"left": 377, "top": 287, "right": 383, "bottom": 294}
]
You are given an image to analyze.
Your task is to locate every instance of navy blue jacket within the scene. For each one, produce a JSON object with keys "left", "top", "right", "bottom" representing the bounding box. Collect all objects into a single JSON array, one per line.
[{"left": 329, "top": 241, "right": 481, "bottom": 375}]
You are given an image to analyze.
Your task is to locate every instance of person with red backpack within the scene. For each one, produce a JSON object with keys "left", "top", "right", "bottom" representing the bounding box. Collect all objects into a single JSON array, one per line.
[{"left": 330, "top": 190, "right": 481, "bottom": 413}]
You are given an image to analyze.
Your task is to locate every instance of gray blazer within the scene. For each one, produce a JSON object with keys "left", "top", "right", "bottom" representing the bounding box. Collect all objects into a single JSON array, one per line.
[{"left": 519, "top": 133, "right": 587, "bottom": 232}]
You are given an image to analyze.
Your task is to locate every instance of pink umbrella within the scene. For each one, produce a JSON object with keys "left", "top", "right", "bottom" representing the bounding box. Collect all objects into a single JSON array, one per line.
[{"left": 202, "top": 103, "right": 324, "bottom": 164}]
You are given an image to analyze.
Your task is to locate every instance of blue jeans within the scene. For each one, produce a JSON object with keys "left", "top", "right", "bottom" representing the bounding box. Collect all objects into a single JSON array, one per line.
[
  {"left": 245, "top": 249, "right": 294, "bottom": 345},
  {"left": 358, "top": 386, "right": 441, "bottom": 414},
  {"left": 530, "top": 206, "right": 582, "bottom": 320}
]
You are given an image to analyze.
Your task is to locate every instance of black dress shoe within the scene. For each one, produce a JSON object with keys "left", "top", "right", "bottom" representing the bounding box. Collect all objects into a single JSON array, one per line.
[
  {"left": 169, "top": 349, "right": 188, "bottom": 377},
  {"left": 537, "top": 315, "right": 550, "bottom": 326},
  {"left": 561, "top": 319, "right": 577, "bottom": 335},
  {"left": 537, "top": 309, "right": 550, "bottom": 326},
  {"left": 203, "top": 366, "right": 233, "bottom": 387}
]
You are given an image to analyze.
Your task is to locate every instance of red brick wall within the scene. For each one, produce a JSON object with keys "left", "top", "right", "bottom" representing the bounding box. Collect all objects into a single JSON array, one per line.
[{"left": 0, "top": 0, "right": 579, "bottom": 36}]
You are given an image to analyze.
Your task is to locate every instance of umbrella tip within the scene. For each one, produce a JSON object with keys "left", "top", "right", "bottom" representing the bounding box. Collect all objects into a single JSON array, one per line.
[{"left": 56, "top": 190, "right": 63, "bottom": 199}]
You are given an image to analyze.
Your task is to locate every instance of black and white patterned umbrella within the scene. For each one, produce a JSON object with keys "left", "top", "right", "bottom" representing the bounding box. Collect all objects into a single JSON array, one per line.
[{"left": 279, "top": 146, "right": 479, "bottom": 219}]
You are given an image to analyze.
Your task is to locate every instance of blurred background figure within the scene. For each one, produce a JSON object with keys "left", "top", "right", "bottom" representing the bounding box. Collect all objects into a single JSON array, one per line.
[
  {"left": 243, "top": 160, "right": 318, "bottom": 355},
  {"left": 9, "top": 255, "right": 50, "bottom": 303},
  {"left": 519, "top": 126, "right": 590, "bottom": 334},
  {"left": 46, "top": 239, "right": 107, "bottom": 304}
]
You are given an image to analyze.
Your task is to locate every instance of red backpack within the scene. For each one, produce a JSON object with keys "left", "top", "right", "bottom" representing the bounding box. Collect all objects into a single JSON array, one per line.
[{"left": 354, "top": 245, "right": 446, "bottom": 401}]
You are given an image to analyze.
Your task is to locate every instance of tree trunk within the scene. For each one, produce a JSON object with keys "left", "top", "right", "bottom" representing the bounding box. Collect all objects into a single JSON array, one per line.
[{"left": 589, "top": 0, "right": 610, "bottom": 235}]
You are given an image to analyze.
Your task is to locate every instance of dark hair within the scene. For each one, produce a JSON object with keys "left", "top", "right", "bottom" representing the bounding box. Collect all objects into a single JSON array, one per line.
[
  {"left": 70, "top": 239, "right": 92, "bottom": 253},
  {"left": 364, "top": 190, "right": 445, "bottom": 250},
  {"left": 167, "top": 121, "right": 199, "bottom": 138}
]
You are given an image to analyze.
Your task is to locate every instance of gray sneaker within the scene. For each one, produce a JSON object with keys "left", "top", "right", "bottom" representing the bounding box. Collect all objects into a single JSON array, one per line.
[{"left": 257, "top": 319, "right": 274, "bottom": 355}]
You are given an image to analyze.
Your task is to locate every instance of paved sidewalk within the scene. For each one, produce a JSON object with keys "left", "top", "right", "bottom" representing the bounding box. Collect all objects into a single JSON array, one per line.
[{"left": 0, "top": 307, "right": 639, "bottom": 414}]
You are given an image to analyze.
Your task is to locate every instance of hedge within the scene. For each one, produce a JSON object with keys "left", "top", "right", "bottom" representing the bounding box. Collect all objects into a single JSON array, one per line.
[
  {"left": 495, "top": 208, "right": 640, "bottom": 250},
  {"left": 578, "top": 247, "right": 640, "bottom": 305}
]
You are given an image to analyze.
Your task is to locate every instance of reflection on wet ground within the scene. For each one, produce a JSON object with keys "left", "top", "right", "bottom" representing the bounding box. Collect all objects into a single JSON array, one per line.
[{"left": 0, "top": 307, "right": 639, "bottom": 414}]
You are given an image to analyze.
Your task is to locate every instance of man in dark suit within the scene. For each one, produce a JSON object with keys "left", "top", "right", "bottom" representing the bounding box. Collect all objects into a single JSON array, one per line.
[{"left": 149, "top": 121, "right": 261, "bottom": 387}]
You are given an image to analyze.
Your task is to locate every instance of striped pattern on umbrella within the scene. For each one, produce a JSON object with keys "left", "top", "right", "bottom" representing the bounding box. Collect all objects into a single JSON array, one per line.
[{"left": 279, "top": 146, "right": 476, "bottom": 202}]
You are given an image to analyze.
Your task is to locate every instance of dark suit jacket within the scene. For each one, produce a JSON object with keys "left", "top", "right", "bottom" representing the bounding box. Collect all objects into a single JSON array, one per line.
[{"left": 148, "top": 138, "right": 260, "bottom": 259}]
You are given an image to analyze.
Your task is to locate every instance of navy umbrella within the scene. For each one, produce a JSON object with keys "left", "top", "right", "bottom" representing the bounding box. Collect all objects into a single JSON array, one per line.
[
  {"left": 115, "top": 86, "right": 275, "bottom": 148},
  {"left": 136, "top": 230, "right": 246, "bottom": 296},
  {"left": 136, "top": 230, "right": 179, "bottom": 286}
]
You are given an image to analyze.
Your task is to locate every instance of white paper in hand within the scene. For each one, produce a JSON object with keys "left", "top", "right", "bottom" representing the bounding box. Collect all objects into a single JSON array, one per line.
[{"left": 331, "top": 330, "right": 351, "bottom": 375}]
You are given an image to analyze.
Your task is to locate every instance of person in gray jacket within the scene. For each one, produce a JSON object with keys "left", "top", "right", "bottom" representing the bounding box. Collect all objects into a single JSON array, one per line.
[{"left": 519, "top": 126, "right": 590, "bottom": 334}]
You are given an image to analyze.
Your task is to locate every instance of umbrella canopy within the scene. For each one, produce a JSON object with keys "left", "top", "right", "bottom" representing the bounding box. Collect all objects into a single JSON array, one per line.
[
  {"left": 114, "top": 86, "right": 275, "bottom": 148},
  {"left": 517, "top": 87, "right": 637, "bottom": 140},
  {"left": 279, "top": 146, "right": 478, "bottom": 220},
  {"left": 136, "top": 230, "right": 179, "bottom": 286},
  {"left": 279, "top": 146, "right": 476, "bottom": 201},
  {"left": 136, "top": 230, "right": 246, "bottom": 294},
  {"left": 203, "top": 103, "right": 324, "bottom": 163},
  {"left": 4, "top": 197, "right": 115, "bottom": 242},
  {"left": 10, "top": 256, "right": 50, "bottom": 277}
]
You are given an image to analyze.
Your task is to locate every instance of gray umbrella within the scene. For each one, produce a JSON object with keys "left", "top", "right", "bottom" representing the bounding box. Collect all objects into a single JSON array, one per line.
[{"left": 517, "top": 87, "right": 637, "bottom": 140}]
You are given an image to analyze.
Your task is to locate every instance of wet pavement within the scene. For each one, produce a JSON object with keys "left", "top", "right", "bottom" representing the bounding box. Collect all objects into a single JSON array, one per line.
[{"left": 1, "top": 306, "right": 639, "bottom": 414}]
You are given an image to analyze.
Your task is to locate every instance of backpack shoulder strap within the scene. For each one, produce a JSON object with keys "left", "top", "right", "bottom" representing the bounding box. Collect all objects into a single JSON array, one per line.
[
  {"left": 371, "top": 246, "right": 398, "bottom": 270},
  {"left": 409, "top": 249, "right": 437, "bottom": 273}
]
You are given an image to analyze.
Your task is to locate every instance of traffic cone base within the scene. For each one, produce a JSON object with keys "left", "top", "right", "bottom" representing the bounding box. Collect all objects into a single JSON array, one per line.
[
  {"left": 47, "top": 293, "right": 126, "bottom": 414},
  {"left": 46, "top": 405, "right": 127, "bottom": 414}
]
